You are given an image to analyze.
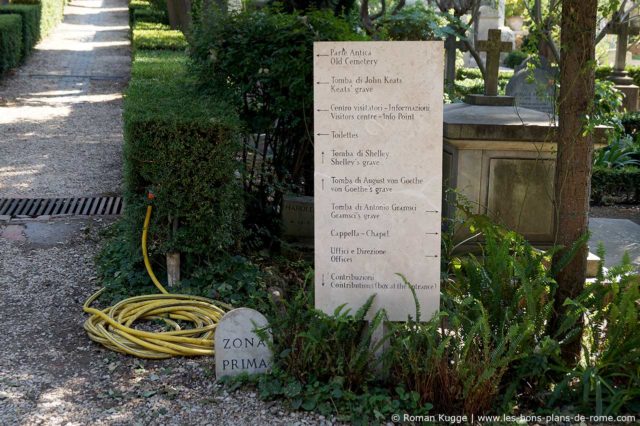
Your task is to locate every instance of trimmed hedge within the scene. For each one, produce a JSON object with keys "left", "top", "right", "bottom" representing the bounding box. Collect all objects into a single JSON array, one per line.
[
  {"left": 0, "top": 4, "right": 40, "bottom": 58},
  {"left": 0, "top": 14, "right": 22, "bottom": 75},
  {"left": 123, "top": 50, "right": 244, "bottom": 259},
  {"left": 130, "top": 49, "right": 187, "bottom": 80},
  {"left": 13, "top": 0, "right": 63, "bottom": 40},
  {"left": 132, "top": 22, "right": 187, "bottom": 51},
  {"left": 129, "top": 0, "right": 167, "bottom": 26},
  {"left": 591, "top": 166, "right": 640, "bottom": 204}
]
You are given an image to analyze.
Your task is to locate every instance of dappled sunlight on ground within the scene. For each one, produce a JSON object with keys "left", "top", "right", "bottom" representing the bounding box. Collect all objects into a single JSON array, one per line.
[{"left": 0, "top": 0, "right": 129, "bottom": 198}]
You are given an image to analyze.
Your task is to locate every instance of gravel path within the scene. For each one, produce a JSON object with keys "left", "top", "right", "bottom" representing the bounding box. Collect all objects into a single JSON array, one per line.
[
  {"left": 0, "top": 219, "right": 335, "bottom": 425},
  {"left": 0, "top": 0, "right": 128, "bottom": 198},
  {"left": 0, "top": 2, "right": 333, "bottom": 424}
]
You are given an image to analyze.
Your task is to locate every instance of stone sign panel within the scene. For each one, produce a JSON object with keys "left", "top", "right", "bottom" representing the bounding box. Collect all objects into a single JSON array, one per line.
[
  {"left": 313, "top": 41, "right": 443, "bottom": 322},
  {"left": 215, "top": 308, "right": 272, "bottom": 378},
  {"left": 506, "top": 56, "right": 558, "bottom": 115}
]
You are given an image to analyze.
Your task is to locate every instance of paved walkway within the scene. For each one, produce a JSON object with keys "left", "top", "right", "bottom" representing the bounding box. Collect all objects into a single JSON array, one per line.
[{"left": 0, "top": 0, "right": 129, "bottom": 197}]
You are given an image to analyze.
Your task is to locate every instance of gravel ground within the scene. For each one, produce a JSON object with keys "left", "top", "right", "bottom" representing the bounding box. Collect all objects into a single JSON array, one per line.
[
  {"left": 0, "top": 0, "right": 336, "bottom": 423},
  {"left": 0, "top": 218, "right": 338, "bottom": 425},
  {"left": 0, "top": 0, "right": 128, "bottom": 198}
]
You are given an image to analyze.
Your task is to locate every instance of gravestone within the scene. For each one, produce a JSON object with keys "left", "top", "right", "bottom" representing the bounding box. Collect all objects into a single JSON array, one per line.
[
  {"left": 282, "top": 195, "right": 314, "bottom": 240},
  {"left": 313, "top": 41, "right": 443, "bottom": 322},
  {"left": 214, "top": 308, "right": 272, "bottom": 378},
  {"left": 506, "top": 56, "right": 558, "bottom": 115}
]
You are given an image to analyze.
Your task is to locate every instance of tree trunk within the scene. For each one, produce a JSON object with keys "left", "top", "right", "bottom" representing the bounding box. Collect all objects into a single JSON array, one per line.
[{"left": 550, "top": 0, "right": 597, "bottom": 364}]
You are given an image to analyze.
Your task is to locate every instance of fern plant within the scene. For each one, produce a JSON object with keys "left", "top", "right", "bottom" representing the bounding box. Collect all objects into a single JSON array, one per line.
[
  {"left": 385, "top": 215, "right": 557, "bottom": 415},
  {"left": 550, "top": 251, "right": 640, "bottom": 415}
]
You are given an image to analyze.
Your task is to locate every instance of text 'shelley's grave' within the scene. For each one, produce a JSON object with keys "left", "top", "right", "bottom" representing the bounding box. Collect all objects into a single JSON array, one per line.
[
  {"left": 214, "top": 308, "right": 272, "bottom": 378},
  {"left": 314, "top": 41, "right": 444, "bottom": 321}
]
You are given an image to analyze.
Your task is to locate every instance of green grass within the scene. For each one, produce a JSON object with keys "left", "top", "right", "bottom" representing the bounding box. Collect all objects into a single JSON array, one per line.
[{"left": 0, "top": 14, "right": 23, "bottom": 74}]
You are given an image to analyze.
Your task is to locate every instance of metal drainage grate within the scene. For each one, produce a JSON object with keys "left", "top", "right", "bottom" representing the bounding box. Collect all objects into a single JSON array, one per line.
[{"left": 0, "top": 197, "right": 123, "bottom": 218}]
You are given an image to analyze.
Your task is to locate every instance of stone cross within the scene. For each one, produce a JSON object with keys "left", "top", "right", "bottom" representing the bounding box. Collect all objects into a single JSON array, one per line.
[
  {"left": 477, "top": 29, "right": 512, "bottom": 96},
  {"left": 607, "top": 19, "right": 640, "bottom": 74}
]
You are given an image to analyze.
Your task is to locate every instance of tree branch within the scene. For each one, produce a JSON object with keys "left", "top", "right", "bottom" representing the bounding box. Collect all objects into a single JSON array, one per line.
[
  {"left": 391, "top": 0, "right": 405, "bottom": 16},
  {"left": 463, "top": 39, "right": 486, "bottom": 81},
  {"left": 360, "top": 0, "right": 375, "bottom": 33}
]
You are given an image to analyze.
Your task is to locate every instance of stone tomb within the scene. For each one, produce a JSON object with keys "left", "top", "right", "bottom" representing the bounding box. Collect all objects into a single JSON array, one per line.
[
  {"left": 443, "top": 103, "right": 607, "bottom": 249},
  {"left": 313, "top": 41, "right": 443, "bottom": 322},
  {"left": 214, "top": 308, "right": 272, "bottom": 378},
  {"left": 506, "top": 56, "right": 558, "bottom": 115}
]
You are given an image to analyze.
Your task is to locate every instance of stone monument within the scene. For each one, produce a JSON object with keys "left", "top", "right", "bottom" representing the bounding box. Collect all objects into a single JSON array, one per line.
[
  {"left": 313, "top": 41, "right": 443, "bottom": 321},
  {"left": 214, "top": 308, "right": 273, "bottom": 378},
  {"left": 607, "top": 19, "right": 640, "bottom": 111},
  {"left": 506, "top": 56, "right": 558, "bottom": 115},
  {"left": 444, "top": 31, "right": 608, "bottom": 252}
]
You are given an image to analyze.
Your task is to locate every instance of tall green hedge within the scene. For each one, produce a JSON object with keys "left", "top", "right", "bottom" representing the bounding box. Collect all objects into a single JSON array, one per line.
[
  {"left": 0, "top": 4, "right": 40, "bottom": 57},
  {"left": 123, "top": 51, "right": 244, "bottom": 260},
  {"left": 0, "top": 14, "right": 22, "bottom": 74},
  {"left": 132, "top": 21, "right": 186, "bottom": 51},
  {"left": 13, "top": 0, "right": 63, "bottom": 39}
]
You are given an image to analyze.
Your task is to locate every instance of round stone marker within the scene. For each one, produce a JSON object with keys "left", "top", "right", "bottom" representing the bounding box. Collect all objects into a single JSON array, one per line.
[{"left": 214, "top": 308, "right": 273, "bottom": 379}]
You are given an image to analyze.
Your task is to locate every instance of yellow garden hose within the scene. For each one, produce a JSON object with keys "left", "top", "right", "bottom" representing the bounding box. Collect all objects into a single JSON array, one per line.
[{"left": 83, "top": 203, "right": 231, "bottom": 359}]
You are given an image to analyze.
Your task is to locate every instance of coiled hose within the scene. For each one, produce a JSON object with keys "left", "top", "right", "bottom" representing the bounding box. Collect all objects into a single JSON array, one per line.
[{"left": 83, "top": 204, "right": 230, "bottom": 359}]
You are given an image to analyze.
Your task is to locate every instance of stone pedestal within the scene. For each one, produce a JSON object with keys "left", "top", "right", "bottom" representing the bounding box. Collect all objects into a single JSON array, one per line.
[
  {"left": 443, "top": 103, "right": 607, "bottom": 249},
  {"left": 615, "top": 84, "right": 639, "bottom": 111}
]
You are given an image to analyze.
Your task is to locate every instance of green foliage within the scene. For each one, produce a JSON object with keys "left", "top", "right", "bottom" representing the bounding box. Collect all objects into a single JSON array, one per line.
[
  {"left": 96, "top": 220, "right": 158, "bottom": 302},
  {"left": 620, "top": 110, "right": 640, "bottom": 142},
  {"left": 249, "top": 372, "right": 430, "bottom": 425},
  {"left": 0, "top": 14, "right": 22, "bottom": 75},
  {"left": 456, "top": 67, "right": 514, "bottom": 81},
  {"left": 129, "top": 0, "right": 168, "bottom": 25},
  {"left": 0, "top": 4, "right": 40, "bottom": 58},
  {"left": 590, "top": 80, "right": 624, "bottom": 135},
  {"left": 13, "top": 0, "right": 63, "bottom": 39},
  {"left": 134, "top": 7, "right": 168, "bottom": 24},
  {"left": 132, "top": 22, "right": 187, "bottom": 51},
  {"left": 549, "top": 257, "right": 640, "bottom": 415},
  {"left": 148, "top": 0, "right": 166, "bottom": 14},
  {"left": 239, "top": 280, "right": 431, "bottom": 424},
  {"left": 505, "top": 0, "right": 526, "bottom": 17},
  {"left": 190, "top": 8, "right": 364, "bottom": 241},
  {"left": 504, "top": 50, "right": 527, "bottom": 69},
  {"left": 596, "top": 65, "right": 640, "bottom": 87},
  {"left": 453, "top": 68, "right": 512, "bottom": 98},
  {"left": 277, "top": 0, "right": 356, "bottom": 16},
  {"left": 379, "top": 3, "right": 448, "bottom": 41},
  {"left": 593, "top": 136, "right": 639, "bottom": 169},
  {"left": 386, "top": 216, "right": 557, "bottom": 415},
  {"left": 118, "top": 48, "right": 245, "bottom": 294},
  {"left": 267, "top": 285, "right": 383, "bottom": 389},
  {"left": 179, "top": 254, "right": 268, "bottom": 309},
  {"left": 591, "top": 166, "right": 640, "bottom": 204}
]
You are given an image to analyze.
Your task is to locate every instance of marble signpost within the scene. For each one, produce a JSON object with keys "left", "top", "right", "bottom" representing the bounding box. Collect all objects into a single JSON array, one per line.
[{"left": 313, "top": 42, "right": 443, "bottom": 322}]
